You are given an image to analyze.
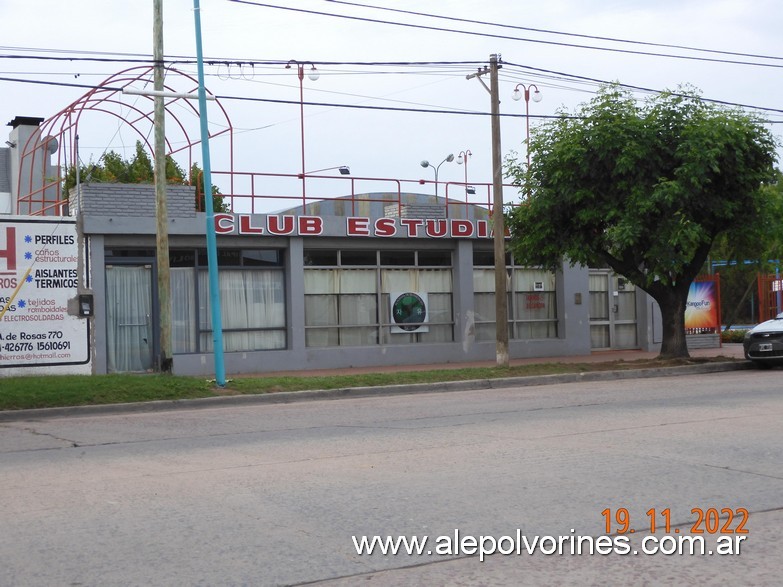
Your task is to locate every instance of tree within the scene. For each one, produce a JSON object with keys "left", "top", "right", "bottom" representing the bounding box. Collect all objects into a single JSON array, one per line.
[
  {"left": 190, "top": 163, "right": 230, "bottom": 213},
  {"left": 505, "top": 84, "right": 779, "bottom": 358},
  {"left": 63, "top": 141, "right": 227, "bottom": 211},
  {"left": 710, "top": 168, "right": 783, "bottom": 327}
]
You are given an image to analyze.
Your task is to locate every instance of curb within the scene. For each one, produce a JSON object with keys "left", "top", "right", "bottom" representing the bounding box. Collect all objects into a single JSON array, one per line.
[{"left": 0, "top": 360, "right": 753, "bottom": 422}]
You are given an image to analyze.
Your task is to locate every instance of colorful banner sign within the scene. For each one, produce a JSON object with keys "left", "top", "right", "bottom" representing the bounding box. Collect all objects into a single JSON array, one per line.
[
  {"left": 685, "top": 280, "right": 719, "bottom": 334},
  {"left": 0, "top": 217, "right": 90, "bottom": 368}
]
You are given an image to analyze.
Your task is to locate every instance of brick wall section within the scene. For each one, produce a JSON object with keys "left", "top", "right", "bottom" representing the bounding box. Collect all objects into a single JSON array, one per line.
[
  {"left": 72, "top": 183, "right": 196, "bottom": 218},
  {"left": 384, "top": 204, "right": 447, "bottom": 219}
]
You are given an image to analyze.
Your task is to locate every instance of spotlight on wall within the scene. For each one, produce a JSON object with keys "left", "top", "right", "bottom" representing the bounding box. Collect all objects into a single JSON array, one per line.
[{"left": 4, "top": 141, "right": 16, "bottom": 148}]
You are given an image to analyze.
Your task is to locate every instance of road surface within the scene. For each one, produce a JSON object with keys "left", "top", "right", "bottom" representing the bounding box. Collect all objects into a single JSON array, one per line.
[{"left": 1, "top": 370, "right": 781, "bottom": 585}]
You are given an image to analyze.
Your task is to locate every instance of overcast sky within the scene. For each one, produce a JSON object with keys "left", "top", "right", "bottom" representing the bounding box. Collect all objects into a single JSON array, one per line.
[{"left": 2, "top": 0, "right": 781, "bottom": 212}]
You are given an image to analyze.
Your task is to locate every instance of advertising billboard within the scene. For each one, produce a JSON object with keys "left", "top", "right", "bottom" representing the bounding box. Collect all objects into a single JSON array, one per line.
[
  {"left": 685, "top": 280, "right": 720, "bottom": 334},
  {"left": 0, "top": 217, "right": 90, "bottom": 370}
]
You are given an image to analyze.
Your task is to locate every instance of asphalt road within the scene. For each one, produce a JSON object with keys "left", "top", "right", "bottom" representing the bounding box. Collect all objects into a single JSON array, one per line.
[{"left": 1, "top": 369, "right": 781, "bottom": 586}]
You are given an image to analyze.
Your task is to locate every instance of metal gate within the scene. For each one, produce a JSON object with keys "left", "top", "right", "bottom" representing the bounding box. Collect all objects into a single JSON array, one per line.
[
  {"left": 758, "top": 274, "right": 783, "bottom": 323},
  {"left": 589, "top": 270, "right": 638, "bottom": 350}
]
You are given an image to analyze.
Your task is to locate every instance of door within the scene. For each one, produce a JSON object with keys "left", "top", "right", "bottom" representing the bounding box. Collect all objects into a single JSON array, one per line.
[
  {"left": 106, "top": 265, "right": 154, "bottom": 372},
  {"left": 589, "top": 270, "right": 638, "bottom": 350}
]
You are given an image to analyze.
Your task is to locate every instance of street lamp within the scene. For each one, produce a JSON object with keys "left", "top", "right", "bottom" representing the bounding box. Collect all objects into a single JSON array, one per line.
[
  {"left": 286, "top": 60, "right": 319, "bottom": 204},
  {"left": 511, "top": 83, "right": 542, "bottom": 169},
  {"left": 305, "top": 165, "right": 350, "bottom": 175},
  {"left": 456, "top": 149, "right": 474, "bottom": 195},
  {"left": 420, "top": 153, "right": 454, "bottom": 198}
]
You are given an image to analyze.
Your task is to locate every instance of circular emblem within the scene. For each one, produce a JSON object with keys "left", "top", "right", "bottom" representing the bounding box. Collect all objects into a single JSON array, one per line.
[{"left": 392, "top": 292, "right": 427, "bottom": 332}]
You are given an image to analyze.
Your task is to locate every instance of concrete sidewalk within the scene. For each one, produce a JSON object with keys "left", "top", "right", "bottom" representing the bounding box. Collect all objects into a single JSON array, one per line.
[
  {"left": 0, "top": 344, "right": 750, "bottom": 422},
  {"left": 252, "top": 343, "right": 747, "bottom": 379}
]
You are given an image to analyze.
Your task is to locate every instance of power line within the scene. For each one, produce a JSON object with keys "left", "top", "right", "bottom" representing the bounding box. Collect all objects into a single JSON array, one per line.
[
  {"left": 3, "top": 75, "right": 781, "bottom": 122},
  {"left": 318, "top": 0, "right": 783, "bottom": 62},
  {"left": 503, "top": 62, "right": 783, "bottom": 115},
  {"left": 227, "top": 0, "right": 783, "bottom": 69}
]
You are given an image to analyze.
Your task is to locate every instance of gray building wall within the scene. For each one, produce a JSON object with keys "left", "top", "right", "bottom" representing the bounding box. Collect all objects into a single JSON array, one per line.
[
  {"left": 0, "top": 147, "right": 10, "bottom": 214},
  {"left": 79, "top": 183, "right": 673, "bottom": 376}
]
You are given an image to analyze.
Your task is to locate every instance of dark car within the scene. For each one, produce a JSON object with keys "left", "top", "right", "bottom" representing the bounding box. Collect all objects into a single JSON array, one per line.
[{"left": 743, "top": 312, "right": 783, "bottom": 367}]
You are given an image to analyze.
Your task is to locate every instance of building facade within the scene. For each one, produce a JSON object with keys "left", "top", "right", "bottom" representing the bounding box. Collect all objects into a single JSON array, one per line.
[
  {"left": 74, "top": 184, "right": 663, "bottom": 376},
  {"left": 1, "top": 116, "right": 692, "bottom": 378}
]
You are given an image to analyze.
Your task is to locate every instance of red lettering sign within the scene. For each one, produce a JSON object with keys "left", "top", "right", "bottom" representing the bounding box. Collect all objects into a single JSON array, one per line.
[
  {"left": 425, "top": 219, "right": 448, "bottom": 238},
  {"left": 451, "top": 220, "right": 474, "bottom": 237},
  {"left": 214, "top": 214, "right": 235, "bottom": 234},
  {"left": 299, "top": 216, "right": 323, "bottom": 235},
  {"left": 374, "top": 217, "right": 397, "bottom": 237},
  {"left": 399, "top": 219, "right": 423, "bottom": 237},
  {"left": 268, "top": 215, "right": 295, "bottom": 235},
  {"left": 347, "top": 217, "right": 370, "bottom": 236},
  {"left": 0, "top": 227, "right": 15, "bottom": 272},
  {"left": 239, "top": 215, "right": 264, "bottom": 234}
]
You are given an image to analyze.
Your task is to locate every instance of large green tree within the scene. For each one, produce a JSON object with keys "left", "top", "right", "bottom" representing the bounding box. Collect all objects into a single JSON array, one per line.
[
  {"left": 505, "top": 85, "right": 779, "bottom": 358},
  {"left": 63, "top": 141, "right": 228, "bottom": 212},
  {"left": 710, "top": 168, "right": 783, "bottom": 327}
]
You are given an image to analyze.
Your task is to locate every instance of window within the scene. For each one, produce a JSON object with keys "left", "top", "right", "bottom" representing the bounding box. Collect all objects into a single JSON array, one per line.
[
  {"left": 198, "top": 269, "right": 286, "bottom": 352},
  {"left": 170, "top": 249, "right": 285, "bottom": 353},
  {"left": 473, "top": 251, "right": 558, "bottom": 341},
  {"left": 304, "top": 249, "right": 454, "bottom": 347}
]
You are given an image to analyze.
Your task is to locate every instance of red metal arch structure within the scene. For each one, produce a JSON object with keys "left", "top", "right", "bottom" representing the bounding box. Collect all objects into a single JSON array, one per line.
[{"left": 16, "top": 66, "right": 234, "bottom": 216}]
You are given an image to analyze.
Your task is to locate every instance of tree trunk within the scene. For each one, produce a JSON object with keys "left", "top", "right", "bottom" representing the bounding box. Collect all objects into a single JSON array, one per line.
[{"left": 655, "top": 286, "right": 691, "bottom": 359}]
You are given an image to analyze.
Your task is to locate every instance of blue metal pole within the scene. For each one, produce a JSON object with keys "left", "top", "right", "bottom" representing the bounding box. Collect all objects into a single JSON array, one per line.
[{"left": 192, "top": 0, "right": 226, "bottom": 386}]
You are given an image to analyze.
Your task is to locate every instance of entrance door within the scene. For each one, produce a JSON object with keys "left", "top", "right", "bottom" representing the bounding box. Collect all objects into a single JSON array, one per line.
[
  {"left": 589, "top": 270, "right": 638, "bottom": 350},
  {"left": 106, "top": 265, "right": 154, "bottom": 372}
]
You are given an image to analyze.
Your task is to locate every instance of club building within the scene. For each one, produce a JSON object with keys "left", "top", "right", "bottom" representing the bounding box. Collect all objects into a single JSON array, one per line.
[
  {"left": 0, "top": 92, "right": 718, "bottom": 377},
  {"left": 1, "top": 116, "right": 667, "bottom": 378}
]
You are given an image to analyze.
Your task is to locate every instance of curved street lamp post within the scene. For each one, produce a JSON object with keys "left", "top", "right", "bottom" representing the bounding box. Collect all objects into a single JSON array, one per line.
[
  {"left": 456, "top": 149, "right": 474, "bottom": 195},
  {"left": 420, "top": 153, "right": 454, "bottom": 198},
  {"left": 286, "top": 60, "right": 319, "bottom": 204},
  {"left": 511, "top": 83, "right": 542, "bottom": 169}
]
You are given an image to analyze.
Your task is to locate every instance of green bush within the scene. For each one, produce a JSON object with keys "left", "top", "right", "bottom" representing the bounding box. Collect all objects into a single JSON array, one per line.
[{"left": 721, "top": 329, "right": 749, "bottom": 343}]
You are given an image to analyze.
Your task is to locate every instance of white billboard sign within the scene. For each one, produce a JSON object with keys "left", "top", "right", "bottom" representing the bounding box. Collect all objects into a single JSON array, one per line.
[{"left": 0, "top": 217, "right": 90, "bottom": 369}]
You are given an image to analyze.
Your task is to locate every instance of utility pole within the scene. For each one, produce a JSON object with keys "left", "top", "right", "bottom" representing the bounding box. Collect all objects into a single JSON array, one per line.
[
  {"left": 153, "top": 0, "right": 172, "bottom": 372},
  {"left": 467, "top": 54, "right": 508, "bottom": 367}
]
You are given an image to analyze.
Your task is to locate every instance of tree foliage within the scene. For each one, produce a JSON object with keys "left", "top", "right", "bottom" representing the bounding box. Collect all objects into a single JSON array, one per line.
[
  {"left": 505, "top": 84, "right": 779, "bottom": 358},
  {"left": 710, "top": 169, "right": 783, "bottom": 326},
  {"left": 63, "top": 141, "right": 228, "bottom": 212}
]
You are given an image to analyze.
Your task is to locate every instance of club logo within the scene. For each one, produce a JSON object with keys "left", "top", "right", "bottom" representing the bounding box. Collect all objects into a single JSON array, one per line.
[{"left": 391, "top": 292, "right": 428, "bottom": 332}]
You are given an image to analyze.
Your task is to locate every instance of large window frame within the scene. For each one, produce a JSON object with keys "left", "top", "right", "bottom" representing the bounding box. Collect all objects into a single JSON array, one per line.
[
  {"left": 303, "top": 249, "right": 454, "bottom": 347},
  {"left": 105, "top": 247, "right": 287, "bottom": 355},
  {"left": 472, "top": 250, "right": 559, "bottom": 341}
]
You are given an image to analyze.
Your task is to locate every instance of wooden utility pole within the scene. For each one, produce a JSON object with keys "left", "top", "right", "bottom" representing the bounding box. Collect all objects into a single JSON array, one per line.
[
  {"left": 468, "top": 55, "right": 509, "bottom": 367},
  {"left": 488, "top": 55, "right": 509, "bottom": 367},
  {"left": 153, "top": 0, "right": 172, "bottom": 372}
]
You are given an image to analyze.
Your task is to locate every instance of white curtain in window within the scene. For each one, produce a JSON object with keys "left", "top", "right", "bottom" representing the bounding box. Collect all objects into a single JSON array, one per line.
[
  {"left": 199, "top": 269, "right": 286, "bottom": 352},
  {"left": 513, "top": 268, "right": 556, "bottom": 291},
  {"left": 171, "top": 268, "right": 196, "bottom": 353},
  {"left": 305, "top": 294, "right": 338, "bottom": 347},
  {"left": 106, "top": 266, "right": 152, "bottom": 372},
  {"left": 473, "top": 268, "right": 495, "bottom": 293},
  {"left": 305, "top": 269, "right": 377, "bottom": 347}
]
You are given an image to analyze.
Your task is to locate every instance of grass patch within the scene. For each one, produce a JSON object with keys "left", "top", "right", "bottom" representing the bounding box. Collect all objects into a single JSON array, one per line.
[{"left": 0, "top": 356, "right": 740, "bottom": 412}]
